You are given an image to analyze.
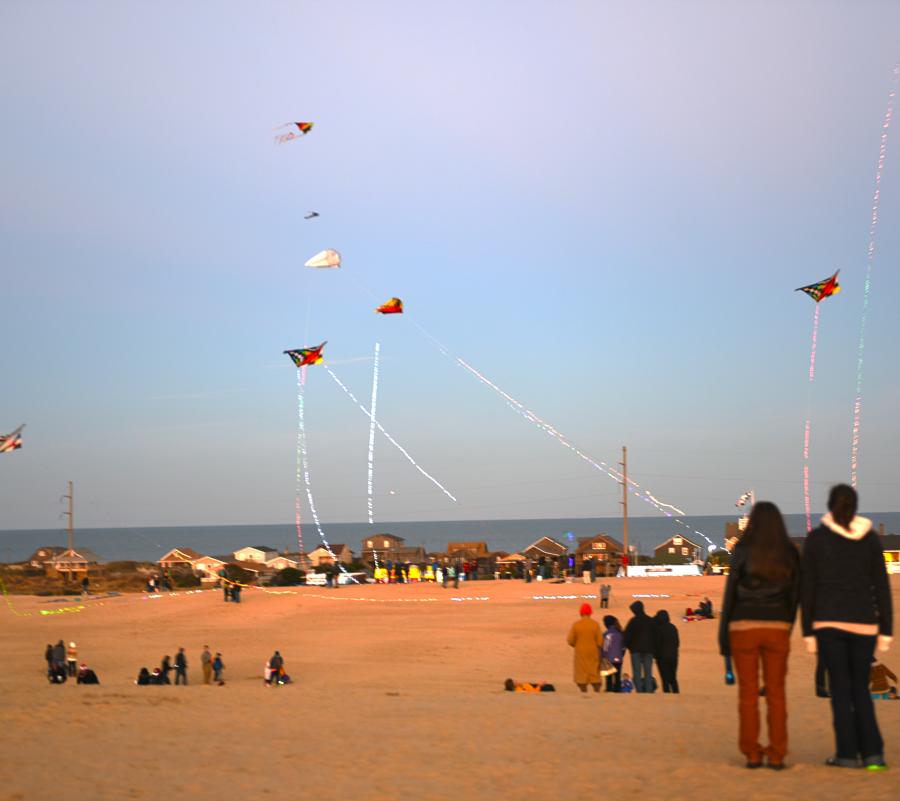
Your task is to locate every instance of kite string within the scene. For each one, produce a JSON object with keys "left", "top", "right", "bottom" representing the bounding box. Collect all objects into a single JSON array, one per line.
[
  {"left": 454, "top": 357, "right": 715, "bottom": 548},
  {"left": 802, "top": 303, "right": 821, "bottom": 533},
  {"left": 325, "top": 366, "right": 458, "bottom": 503},
  {"left": 295, "top": 368, "right": 305, "bottom": 555},
  {"left": 366, "top": 343, "right": 381, "bottom": 525},
  {"left": 296, "top": 365, "right": 359, "bottom": 583},
  {"left": 851, "top": 64, "right": 898, "bottom": 487}
]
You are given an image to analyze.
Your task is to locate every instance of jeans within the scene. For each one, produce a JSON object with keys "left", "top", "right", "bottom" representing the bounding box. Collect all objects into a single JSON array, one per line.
[
  {"left": 630, "top": 652, "right": 654, "bottom": 693},
  {"left": 657, "top": 658, "right": 679, "bottom": 693},
  {"left": 605, "top": 660, "right": 622, "bottom": 693},
  {"left": 816, "top": 629, "right": 883, "bottom": 761},
  {"left": 730, "top": 628, "right": 790, "bottom": 763},
  {"left": 175, "top": 668, "right": 187, "bottom": 685}
]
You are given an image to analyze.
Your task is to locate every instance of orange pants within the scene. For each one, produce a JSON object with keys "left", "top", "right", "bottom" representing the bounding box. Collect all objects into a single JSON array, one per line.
[{"left": 729, "top": 628, "right": 790, "bottom": 763}]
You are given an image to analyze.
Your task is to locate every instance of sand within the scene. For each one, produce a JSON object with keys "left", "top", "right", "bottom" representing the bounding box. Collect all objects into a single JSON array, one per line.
[{"left": 1, "top": 576, "right": 897, "bottom": 801}]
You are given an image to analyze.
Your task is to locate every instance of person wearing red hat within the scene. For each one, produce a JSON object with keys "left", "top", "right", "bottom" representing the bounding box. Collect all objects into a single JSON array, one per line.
[{"left": 567, "top": 603, "right": 603, "bottom": 692}]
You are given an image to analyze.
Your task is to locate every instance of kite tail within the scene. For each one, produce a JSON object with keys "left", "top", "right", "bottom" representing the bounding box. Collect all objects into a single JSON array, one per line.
[
  {"left": 802, "top": 303, "right": 821, "bottom": 533},
  {"left": 295, "top": 367, "right": 305, "bottom": 556},
  {"left": 850, "top": 64, "right": 898, "bottom": 487},
  {"left": 366, "top": 342, "right": 381, "bottom": 525}
]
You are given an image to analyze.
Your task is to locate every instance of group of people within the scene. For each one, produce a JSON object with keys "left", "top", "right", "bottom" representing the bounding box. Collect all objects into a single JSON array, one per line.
[
  {"left": 43, "top": 640, "right": 99, "bottom": 684},
  {"left": 135, "top": 646, "right": 225, "bottom": 685},
  {"left": 567, "top": 601, "right": 681, "bottom": 694},
  {"left": 372, "top": 560, "right": 475, "bottom": 586},
  {"left": 145, "top": 574, "right": 173, "bottom": 593},
  {"left": 719, "top": 484, "right": 892, "bottom": 771}
]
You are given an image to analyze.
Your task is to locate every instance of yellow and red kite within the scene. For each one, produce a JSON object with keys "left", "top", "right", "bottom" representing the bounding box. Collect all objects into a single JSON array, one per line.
[
  {"left": 284, "top": 342, "right": 326, "bottom": 367},
  {"left": 376, "top": 297, "right": 403, "bottom": 315}
]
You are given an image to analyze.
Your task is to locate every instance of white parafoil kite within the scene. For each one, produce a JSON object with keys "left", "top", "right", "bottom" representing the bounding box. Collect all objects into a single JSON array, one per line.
[{"left": 304, "top": 249, "right": 341, "bottom": 269}]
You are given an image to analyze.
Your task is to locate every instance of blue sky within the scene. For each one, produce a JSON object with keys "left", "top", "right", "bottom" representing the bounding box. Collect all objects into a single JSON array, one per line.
[{"left": 2, "top": 0, "right": 899, "bottom": 529}]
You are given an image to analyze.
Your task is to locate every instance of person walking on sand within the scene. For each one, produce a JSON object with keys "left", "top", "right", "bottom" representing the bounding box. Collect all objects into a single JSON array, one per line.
[
  {"left": 567, "top": 603, "right": 603, "bottom": 693},
  {"left": 653, "top": 611, "right": 680, "bottom": 693},
  {"left": 623, "top": 602, "right": 655, "bottom": 693},
  {"left": 602, "top": 615, "right": 625, "bottom": 693},
  {"left": 600, "top": 583, "right": 611, "bottom": 609},
  {"left": 174, "top": 647, "right": 188, "bottom": 685},
  {"left": 201, "top": 645, "right": 212, "bottom": 685},
  {"left": 719, "top": 500, "right": 799, "bottom": 770},
  {"left": 801, "top": 484, "right": 892, "bottom": 771}
]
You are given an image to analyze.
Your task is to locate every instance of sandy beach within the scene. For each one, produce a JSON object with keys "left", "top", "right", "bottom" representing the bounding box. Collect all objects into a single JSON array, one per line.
[{"left": 1, "top": 576, "right": 897, "bottom": 801}]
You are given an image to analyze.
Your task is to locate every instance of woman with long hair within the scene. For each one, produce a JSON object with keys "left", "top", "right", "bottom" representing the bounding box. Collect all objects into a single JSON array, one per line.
[
  {"left": 801, "top": 484, "right": 892, "bottom": 770},
  {"left": 719, "top": 501, "right": 800, "bottom": 769}
]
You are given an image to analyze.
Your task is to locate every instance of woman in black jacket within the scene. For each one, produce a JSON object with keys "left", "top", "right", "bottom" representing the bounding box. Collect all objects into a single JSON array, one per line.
[
  {"left": 719, "top": 501, "right": 799, "bottom": 770},
  {"left": 801, "top": 484, "right": 892, "bottom": 770},
  {"left": 653, "top": 610, "right": 680, "bottom": 693}
]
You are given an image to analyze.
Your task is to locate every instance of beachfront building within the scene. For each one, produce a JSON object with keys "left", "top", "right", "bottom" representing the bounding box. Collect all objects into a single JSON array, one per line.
[
  {"left": 27, "top": 546, "right": 66, "bottom": 569},
  {"left": 360, "top": 534, "right": 426, "bottom": 568},
  {"left": 45, "top": 548, "right": 104, "bottom": 580},
  {"left": 654, "top": 535, "right": 702, "bottom": 564},
  {"left": 233, "top": 546, "right": 278, "bottom": 563},
  {"left": 522, "top": 536, "right": 567, "bottom": 561},
  {"left": 575, "top": 534, "right": 624, "bottom": 576},
  {"left": 308, "top": 544, "right": 353, "bottom": 568},
  {"left": 266, "top": 554, "right": 301, "bottom": 571},
  {"left": 158, "top": 547, "right": 203, "bottom": 569},
  {"left": 192, "top": 555, "right": 227, "bottom": 581},
  {"left": 495, "top": 552, "right": 526, "bottom": 578}
]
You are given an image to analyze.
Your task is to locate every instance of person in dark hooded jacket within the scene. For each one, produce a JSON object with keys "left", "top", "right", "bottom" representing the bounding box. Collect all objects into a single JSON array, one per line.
[
  {"left": 623, "top": 601, "right": 656, "bottom": 693},
  {"left": 654, "top": 610, "right": 680, "bottom": 693}
]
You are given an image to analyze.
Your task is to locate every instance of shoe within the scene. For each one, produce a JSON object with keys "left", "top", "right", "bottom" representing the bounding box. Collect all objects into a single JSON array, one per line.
[
  {"left": 825, "top": 757, "right": 861, "bottom": 768},
  {"left": 746, "top": 761, "right": 763, "bottom": 769},
  {"left": 767, "top": 761, "right": 786, "bottom": 771},
  {"left": 864, "top": 755, "right": 888, "bottom": 771},
  {"left": 865, "top": 764, "right": 888, "bottom": 772},
  {"left": 815, "top": 690, "right": 830, "bottom": 698}
]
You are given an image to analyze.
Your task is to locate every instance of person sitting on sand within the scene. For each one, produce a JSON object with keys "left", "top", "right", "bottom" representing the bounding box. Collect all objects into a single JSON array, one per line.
[
  {"left": 620, "top": 673, "right": 634, "bottom": 693},
  {"left": 150, "top": 668, "right": 165, "bottom": 685},
  {"left": 77, "top": 664, "right": 100, "bottom": 684},
  {"left": 136, "top": 667, "right": 151, "bottom": 686},
  {"left": 504, "top": 678, "right": 556, "bottom": 692},
  {"left": 567, "top": 603, "right": 603, "bottom": 693}
]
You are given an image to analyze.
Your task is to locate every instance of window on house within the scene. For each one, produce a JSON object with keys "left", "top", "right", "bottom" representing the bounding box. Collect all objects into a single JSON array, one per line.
[
  {"left": 383, "top": 540, "right": 390, "bottom": 548},
  {"left": 668, "top": 547, "right": 675, "bottom": 554},
  {"left": 681, "top": 547, "right": 688, "bottom": 556},
  {"left": 674, "top": 537, "right": 683, "bottom": 546},
  {"left": 367, "top": 540, "right": 373, "bottom": 548},
  {"left": 600, "top": 542, "right": 606, "bottom": 549}
]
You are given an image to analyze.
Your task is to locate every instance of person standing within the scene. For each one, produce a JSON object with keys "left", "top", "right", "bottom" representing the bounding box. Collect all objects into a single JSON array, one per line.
[
  {"left": 201, "top": 645, "right": 212, "bottom": 685},
  {"left": 719, "top": 501, "right": 799, "bottom": 770},
  {"left": 653, "top": 611, "right": 680, "bottom": 693},
  {"left": 524, "top": 557, "right": 532, "bottom": 583},
  {"left": 600, "top": 583, "right": 611, "bottom": 609},
  {"left": 801, "top": 484, "right": 892, "bottom": 771},
  {"left": 567, "top": 603, "right": 603, "bottom": 692},
  {"left": 52, "top": 640, "right": 66, "bottom": 672},
  {"left": 174, "top": 647, "right": 188, "bottom": 685},
  {"left": 602, "top": 615, "right": 625, "bottom": 693},
  {"left": 66, "top": 642, "right": 78, "bottom": 677},
  {"left": 623, "top": 601, "right": 656, "bottom": 693},
  {"left": 80, "top": 576, "right": 90, "bottom": 595},
  {"left": 213, "top": 652, "right": 224, "bottom": 683},
  {"left": 268, "top": 650, "right": 284, "bottom": 685},
  {"left": 160, "top": 655, "right": 172, "bottom": 684}
]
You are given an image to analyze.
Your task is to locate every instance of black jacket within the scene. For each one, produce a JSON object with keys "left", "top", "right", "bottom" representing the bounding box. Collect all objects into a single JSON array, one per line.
[
  {"left": 718, "top": 541, "right": 800, "bottom": 656},
  {"left": 175, "top": 652, "right": 187, "bottom": 669},
  {"left": 623, "top": 601, "right": 656, "bottom": 653},
  {"left": 653, "top": 610, "right": 680, "bottom": 661},
  {"left": 800, "top": 519, "right": 892, "bottom": 638}
]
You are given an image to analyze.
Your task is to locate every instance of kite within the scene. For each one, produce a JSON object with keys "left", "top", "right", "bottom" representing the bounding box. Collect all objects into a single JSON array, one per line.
[
  {"left": 796, "top": 271, "right": 841, "bottom": 531},
  {"left": 795, "top": 270, "right": 840, "bottom": 303},
  {"left": 304, "top": 249, "right": 341, "bottom": 269},
  {"left": 304, "top": 211, "right": 320, "bottom": 220},
  {"left": 376, "top": 297, "right": 403, "bottom": 315},
  {"left": 0, "top": 424, "right": 24, "bottom": 454},
  {"left": 284, "top": 343, "right": 326, "bottom": 367},
  {"left": 274, "top": 122, "right": 314, "bottom": 144}
]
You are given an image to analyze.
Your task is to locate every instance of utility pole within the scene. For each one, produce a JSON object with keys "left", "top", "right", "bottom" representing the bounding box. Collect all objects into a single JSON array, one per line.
[
  {"left": 619, "top": 446, "right": 629, "bottom": 574},
  {"left": 63, "top": 481, "right": 74, "bottom": 551}
]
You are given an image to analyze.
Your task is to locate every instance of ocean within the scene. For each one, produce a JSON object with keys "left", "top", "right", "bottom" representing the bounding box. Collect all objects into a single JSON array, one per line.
[{"left": 2, "top": 512, "right": 899, "bottom": 563}]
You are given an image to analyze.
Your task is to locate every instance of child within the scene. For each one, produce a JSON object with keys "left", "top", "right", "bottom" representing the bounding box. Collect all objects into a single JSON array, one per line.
[
  {"left": 213, "top": 652, "right": 224, "bottom": 684},
  {"left": 620, "top": 673, "right": 635, "bottom": 693}
]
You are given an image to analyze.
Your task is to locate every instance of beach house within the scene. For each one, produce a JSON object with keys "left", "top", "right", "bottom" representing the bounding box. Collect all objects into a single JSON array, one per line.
[
  {"left": 575, "top": 534, "right": 624, "bottom": 575},
  {"left": 654, "top": 535, "right": 702, "bottom": 564},
  {"left": 361, "top": 534, "right": 425, "bottom": 566},
  {"left": 233, "top": 546, "right": 278, "bottom": 563},
  {"left": 45, "top": 548, "right": 104, "bottom": 580},
  {"left": 158, "top": 547, "right": 203, "bottom": 569},
  {"left": 307, "top": 544, "right": 353, "bottom": 567},
  {"left": 522, "top": 536, "right": 567, "bottom": 560},
  {"left": 27, "top": 546, "right": 66, "bottom": 569},
  {"left": 192, "top": 555, "right": 228, "bottom": 581}
]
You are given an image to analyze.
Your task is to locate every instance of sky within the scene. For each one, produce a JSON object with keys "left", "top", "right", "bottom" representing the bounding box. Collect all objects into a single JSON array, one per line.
[{"left": 1, "top": 0, "right": 899, "bottom": 530}]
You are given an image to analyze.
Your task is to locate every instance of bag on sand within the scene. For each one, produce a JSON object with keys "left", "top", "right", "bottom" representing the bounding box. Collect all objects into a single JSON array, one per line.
[{"left": 599, "top": 658, "right": 616, "bottom": 677}]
